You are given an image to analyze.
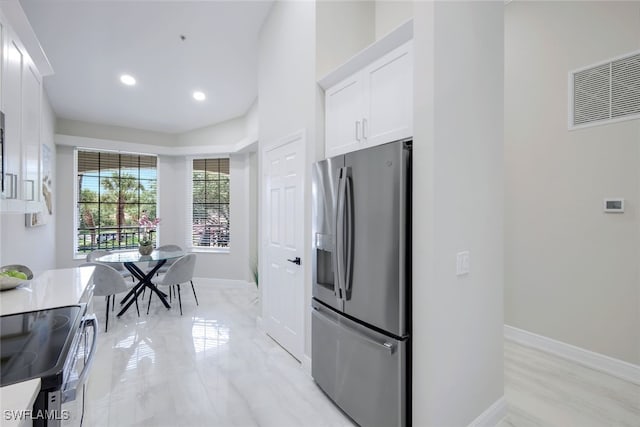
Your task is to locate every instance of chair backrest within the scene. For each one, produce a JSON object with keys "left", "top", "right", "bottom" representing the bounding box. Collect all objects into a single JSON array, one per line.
[
  {"left": 81, "top": 262, "right": 129, "bottom": 297},
  {"left": 160, "top": 254, "right": 196, "bottom": 286},
  {"left": 157, "top": 244, "right": 183, "bottom": 252},
  {"left": 86, "top": 250, "right": 111, "bottom": 262},
  {"left": 86, "top": 249, "right": 126, "bottom": 272},
  {"left": 152, "top": 244, "right": 183, "bottom": 267}
]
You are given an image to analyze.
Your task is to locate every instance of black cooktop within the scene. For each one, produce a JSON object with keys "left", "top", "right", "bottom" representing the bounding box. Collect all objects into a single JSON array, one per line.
[{"left": 0, "top": 305, "right": 82, "bottom": 387}]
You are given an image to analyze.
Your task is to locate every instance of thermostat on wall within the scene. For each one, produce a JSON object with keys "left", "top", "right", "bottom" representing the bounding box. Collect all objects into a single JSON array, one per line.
[{"left": 603, "top": 198, "right": 624, "bottom": 213}]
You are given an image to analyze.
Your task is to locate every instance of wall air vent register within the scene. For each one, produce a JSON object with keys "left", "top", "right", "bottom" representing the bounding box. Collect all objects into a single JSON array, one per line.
[{"left": 570, "top": 51, "right": 640, "bottom": 129}]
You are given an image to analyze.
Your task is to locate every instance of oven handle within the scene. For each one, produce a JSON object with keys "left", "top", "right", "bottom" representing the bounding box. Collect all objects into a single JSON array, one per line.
[
  {"left": 62, "top": 314, "right": 98, "bottom": 403},
  {"left": 77, "top": 315, "right": 98, "bottom": 386}
]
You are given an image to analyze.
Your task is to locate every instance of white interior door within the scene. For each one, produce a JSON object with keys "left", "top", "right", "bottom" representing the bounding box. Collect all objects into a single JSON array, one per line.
[{"left": 262, "top": 132, "right": 305, "bottom": 361}]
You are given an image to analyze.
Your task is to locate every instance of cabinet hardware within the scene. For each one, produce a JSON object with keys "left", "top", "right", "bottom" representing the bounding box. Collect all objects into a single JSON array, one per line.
[{"left": 5, "top": 173, "right": 17, "bottom": 199}]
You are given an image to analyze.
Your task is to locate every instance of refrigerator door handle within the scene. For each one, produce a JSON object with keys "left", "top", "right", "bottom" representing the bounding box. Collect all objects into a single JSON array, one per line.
[
  {"left": 344, "top": 172, "right": 354, "bottom": 297},
  {"left": 335, "top": 168, "right": 347, "bottom": 300},
  {"left": 312, "top": 305, "right": 395, "bottom": 354}
]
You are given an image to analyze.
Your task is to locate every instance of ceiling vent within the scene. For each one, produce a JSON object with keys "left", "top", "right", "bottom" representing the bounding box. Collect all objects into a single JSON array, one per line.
[{"left": 570, "top": 51, "right": 640, "bottom": 129}]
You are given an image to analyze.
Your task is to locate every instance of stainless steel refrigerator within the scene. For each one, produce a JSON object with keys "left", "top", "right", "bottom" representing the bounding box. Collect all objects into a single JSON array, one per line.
[{"left": 311, "top": 139, "right": 411, "bottom": 427}]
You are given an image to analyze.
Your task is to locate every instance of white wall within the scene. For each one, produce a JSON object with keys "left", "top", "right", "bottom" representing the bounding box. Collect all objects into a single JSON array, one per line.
[
  {"left": 177, "top": 115, "right": 247, "bottom": 147},
  {"left": 244, "top": 99, "right": 259, "bottom": 143},
  {"left": 505, "top": 1, "right": 640, "bottom": 365},
  {"left": 163, "top": 153, "right": 252, "bottom": 280},
  {"left": 316, "top": 1, "right": 414, "bottom": 79},
  {"left": 248, "top": 151, "right": 258, "bottom": 281},
  {"left": 54, "top": 144, "right": 75, "bottom": 268},
  {"left": 374, "top": 1, "right": 413, "bottom": 39},
  {"left": 0, "top": 95, "right": 57, "bottom": 275},
  {"left": 316, "top": 0, "right": 374, "bottom": 78},
  {"left": 413, "top": 2, "right": 504, "bottom": 426},
  {"left": 57, "top": 118, "right": 178, "bottom": 146},
  {"left": 156, "top": 155, "right": 182, "bottom": 255},
  {"left": 258, "top": 0, "right": 317, "bottom": 358}
]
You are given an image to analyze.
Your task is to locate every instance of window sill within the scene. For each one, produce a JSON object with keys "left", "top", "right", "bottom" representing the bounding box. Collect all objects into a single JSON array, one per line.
[{"left": 190, "top": 247, "right": 231, "bottom": 254}]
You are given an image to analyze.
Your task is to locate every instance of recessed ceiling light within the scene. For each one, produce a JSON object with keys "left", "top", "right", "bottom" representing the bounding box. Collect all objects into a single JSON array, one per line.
[
  {"left": 193, "top": 91, "right": 206, "bottom": 101},
  {"left": 120, "top": 74, "right": 136, "bottom": 86}
]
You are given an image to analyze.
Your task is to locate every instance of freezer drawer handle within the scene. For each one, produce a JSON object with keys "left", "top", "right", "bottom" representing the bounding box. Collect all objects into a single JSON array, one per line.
[
  {"left": 313, "top": 305, "right": 395, "bottom": 354},
  {"left": 287, "top": 257, "right": 301, "bottom": 265}
]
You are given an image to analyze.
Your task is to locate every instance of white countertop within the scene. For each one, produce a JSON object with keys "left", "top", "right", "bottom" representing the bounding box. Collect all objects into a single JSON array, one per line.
[
  {"left": 0, "top": 379, "right": 41, "bottom": 427},
  {"left": 0, "top": 266, "right": 95, "bottom": 316}
]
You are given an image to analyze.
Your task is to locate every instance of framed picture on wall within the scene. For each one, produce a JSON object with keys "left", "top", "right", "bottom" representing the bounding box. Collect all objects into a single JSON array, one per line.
[{"left": 42, "top": 144, "right": 52, "bottom": 214}]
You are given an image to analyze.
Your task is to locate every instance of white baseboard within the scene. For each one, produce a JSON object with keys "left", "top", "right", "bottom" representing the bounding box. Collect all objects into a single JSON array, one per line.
[
  {"left": 504, "top": 325, "right": 640, "bottom": 385},
  {"left": 467, "top": 397, "right": 507, "bottom": 427},
  {"left": 301, "top": 354, "right": 312, "bottom": 376}
]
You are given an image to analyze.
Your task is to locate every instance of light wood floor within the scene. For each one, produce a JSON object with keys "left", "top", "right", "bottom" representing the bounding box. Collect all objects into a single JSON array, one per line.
[{"left": 500, "top": 340, "right": 640, "bottom": 427}]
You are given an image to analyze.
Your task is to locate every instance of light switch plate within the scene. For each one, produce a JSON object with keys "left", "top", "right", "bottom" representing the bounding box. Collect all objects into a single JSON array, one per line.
[{"left": 456, "top": 251, "right": 470, "bottom": 276}]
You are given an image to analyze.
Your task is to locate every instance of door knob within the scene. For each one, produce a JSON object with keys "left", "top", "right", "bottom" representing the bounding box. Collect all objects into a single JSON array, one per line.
[{"left": 287, "top": 257, "right": 301, "bottom": 265}]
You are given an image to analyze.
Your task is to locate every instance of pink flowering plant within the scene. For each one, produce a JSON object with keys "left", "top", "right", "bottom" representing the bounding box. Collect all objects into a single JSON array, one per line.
[{"left": 138, "top": 211, "right": 161, "bottom": 246}]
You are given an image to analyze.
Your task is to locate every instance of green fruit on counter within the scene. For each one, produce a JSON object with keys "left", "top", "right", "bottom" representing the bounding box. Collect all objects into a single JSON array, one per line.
[{"left": 1, "top": 270, "right": 28, "bottom": 280}]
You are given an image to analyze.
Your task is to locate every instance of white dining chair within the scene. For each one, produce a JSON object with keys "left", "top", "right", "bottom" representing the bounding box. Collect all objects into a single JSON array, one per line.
[
  {"left": 141, "top": 244, "right": 183, "bottom": 300},
  {"left": 147, "top": 253, "right": 197, "bottom": 316},
  {"left": 81, "top": 262, "right": 140, "bottom": 332},
  {"left": 86, "top": 249, "right": 132, "bottom": 281},
  {"left": 147, "top": 244, "right": 183, "bottom": 275}
]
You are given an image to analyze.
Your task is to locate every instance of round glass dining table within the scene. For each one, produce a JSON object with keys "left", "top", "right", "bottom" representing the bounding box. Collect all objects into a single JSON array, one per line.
[{"left": 96, "top": 249, "right": 185, "bottom": 316}]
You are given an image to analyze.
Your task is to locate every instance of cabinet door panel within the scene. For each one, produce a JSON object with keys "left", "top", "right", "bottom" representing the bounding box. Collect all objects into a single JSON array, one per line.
[
  {"left": 3, "top": 39, "right": 23, "bottom": 199},
  {"left": 325, "top": 74, "right": 364, "bottom": 158},
  {"left": 22, "top": 64, "right": 40, "bottom": 202},
  {"left": 363, "top": 42, "right": 413, "bottom": 148},
  {"left": 0, "top": 20, "right": 4, "bottom": 107}
]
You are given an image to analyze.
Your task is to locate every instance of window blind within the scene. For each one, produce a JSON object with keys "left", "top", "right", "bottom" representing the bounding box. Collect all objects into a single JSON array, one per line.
[
  {"left": 76, "top": 149, "right": 158, "bottom": 253},
  {"left": 190, "top": 158, "right": 230, "bottom": 249}
]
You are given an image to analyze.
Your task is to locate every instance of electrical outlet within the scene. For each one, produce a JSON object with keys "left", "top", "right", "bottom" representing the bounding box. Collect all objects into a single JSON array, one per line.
[{"left": 456, "top": 251, "right": 470, "bottom": 276}]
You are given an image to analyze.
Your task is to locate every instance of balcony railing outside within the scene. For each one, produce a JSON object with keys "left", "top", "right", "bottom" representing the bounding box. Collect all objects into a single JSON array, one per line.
[{"left": 77, "top": 226, "right": 156, "bottom": 253}]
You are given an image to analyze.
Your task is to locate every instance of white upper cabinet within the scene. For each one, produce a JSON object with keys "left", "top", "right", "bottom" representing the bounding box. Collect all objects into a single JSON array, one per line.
[
  {"left": 362, "top": 42, "right": 413, "bottom": 148},
  {"left": 323, "top": 40, "right": 413, "bottom": 158},
  {"left": 3, "top": 37, "right": 24, "bottom": 202},
  {"left": 22, "top": 63, "right": 41, "bottom": 205},
  {"left": 0, "top": 6, "right": 47, "bottom": 212},
  {"left": 325, "top": 73, "right": 365, "bottom": 158}
]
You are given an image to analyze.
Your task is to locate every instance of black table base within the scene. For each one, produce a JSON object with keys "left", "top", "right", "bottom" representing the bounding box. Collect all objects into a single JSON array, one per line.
[{"left": 117, "top": 260, "right": 170, "bottom": 317}]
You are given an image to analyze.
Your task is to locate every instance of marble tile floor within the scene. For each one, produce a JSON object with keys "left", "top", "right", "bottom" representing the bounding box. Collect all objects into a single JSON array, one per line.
[
  {"left": 85, "top": 279, "right": 640, "bottom": 427},
  {"left": 84, "top": 279, "right": 354, "bottom": 427}
]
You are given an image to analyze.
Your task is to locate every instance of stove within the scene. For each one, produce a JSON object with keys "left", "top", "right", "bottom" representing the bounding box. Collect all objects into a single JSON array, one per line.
[
  {"left": 1, "top": 306, "right": 82, "bottom": 387},
  {"left": 0, "top": 305, "right": 98, "bottom": 426}
]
